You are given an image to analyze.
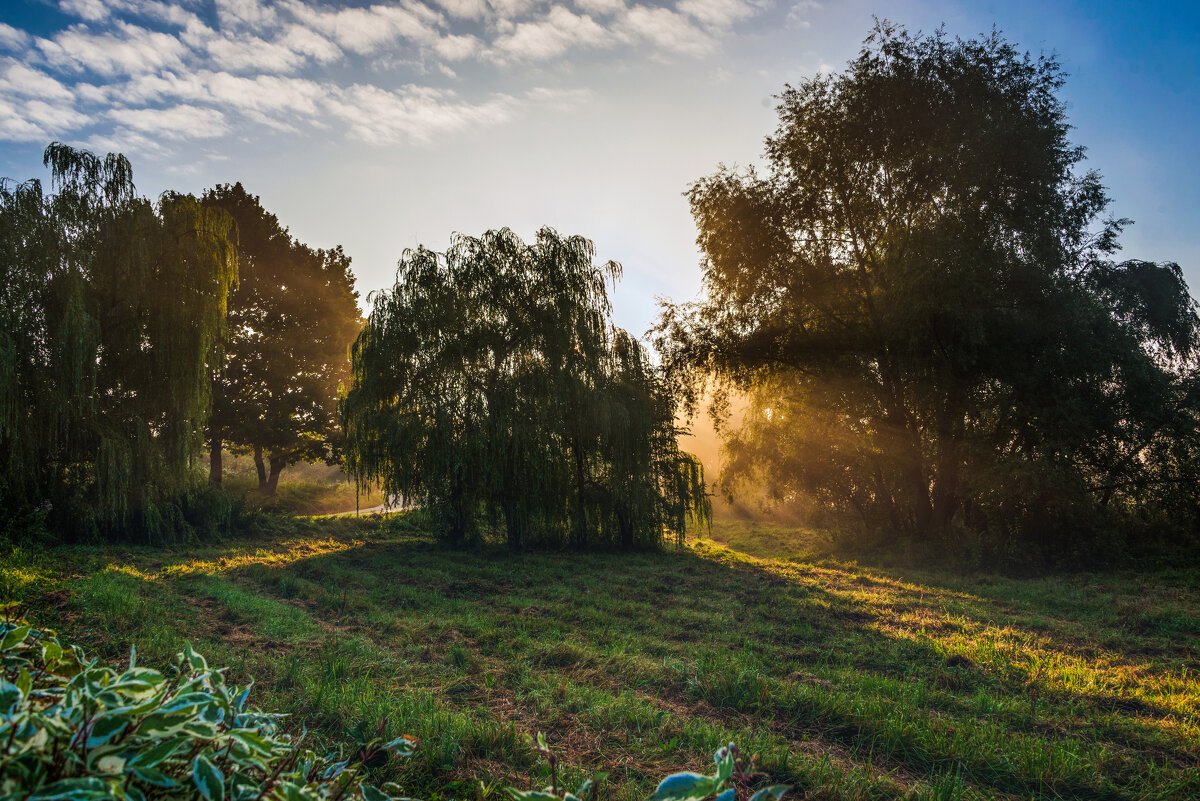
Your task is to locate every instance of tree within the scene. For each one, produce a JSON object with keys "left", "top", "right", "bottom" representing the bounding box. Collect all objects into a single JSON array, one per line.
[
  {"left": 0, "top": 144, "right": 237, "bottom": 540},
  {"left": 202, "top": 184, "right": 361, "bottom": 494},
  {"left": 656, "top": 24, "right": 1200, "bottom": 560},
  {"left": 341, "top": 227, "right": 709, "bottom": 548}
]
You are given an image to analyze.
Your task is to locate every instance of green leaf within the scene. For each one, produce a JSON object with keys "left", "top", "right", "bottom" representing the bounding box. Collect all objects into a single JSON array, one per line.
[
  {"left": 1, "top": 624, "right": 30, "bottom": 651},
  {"left": 714, "top": 790, "right": 735, "bottom": 801},
  {"left": 747, "top": 786, "right": 789, "bottom": 801},
  {"left": 0, "top": 678, "right": 21, "bottom": 713},
  {"left": 128, "top": 736, "right": 188, "bottom": 768},
  {"left": 28, "top": 777, "right": 110, "bottom": 800},
  {"left": 133, "top": 766, "right": 178, "bottom": 788},
  {"left": 361, "top": 784, "right": 391, "bottom": 801},
  {"left": 16, "top": 667, "right": 32, "bottom": 699},
  {"left": 193, "top": 754, "right": 225, "bottom": 801},
  {"left": 650, "top": 773, "right": 715, "bottom": 801},
  {"left": 184, "top": 643, "right": 208, "bottom": 671},
  {"left": 86, "top": 715, "right": 128, "bottom": 748}
]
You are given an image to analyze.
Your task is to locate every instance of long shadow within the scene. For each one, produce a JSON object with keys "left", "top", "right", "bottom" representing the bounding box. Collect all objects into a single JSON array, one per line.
[
  {"left": 30, "top": 521, "right": 1196, "bottom": 800},
  {"left": 181, "top": 529, "right": 1200, "bottom": 801}
]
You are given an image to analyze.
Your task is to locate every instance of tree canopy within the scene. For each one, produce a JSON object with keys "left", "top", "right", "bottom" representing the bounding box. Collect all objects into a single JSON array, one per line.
[
  {"left": 0, "top": 144, "right": 237, "bottom": 540},
  {"left": 341, "top": 227, "right": 709, "bottom": 548},
  {"left": 656, "top": 24, "right": 1200, "bottom": 562},
  {"left": 202, "top": 183, "right": 361, "bottom": 494}
]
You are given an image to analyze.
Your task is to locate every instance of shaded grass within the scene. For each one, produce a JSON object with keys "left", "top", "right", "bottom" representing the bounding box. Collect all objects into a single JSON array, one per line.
[{"left": 5, "top": 515, "right": 1199, "bottom": 800}]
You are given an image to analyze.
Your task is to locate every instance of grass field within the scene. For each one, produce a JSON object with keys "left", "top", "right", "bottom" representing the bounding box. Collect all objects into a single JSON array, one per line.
[{"left": 5, "top": 515, "right": 1199, "bottom": 800}]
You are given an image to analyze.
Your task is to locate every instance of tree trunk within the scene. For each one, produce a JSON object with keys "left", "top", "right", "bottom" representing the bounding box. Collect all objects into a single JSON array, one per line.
[
  {"left": 209, "top": 433, "right": 223, "bottom": 486},
  {"left": 265, "top": 454, "right": 286, "bottom": 495},
  {"left": 618, "top": 508, "right": 633, "bottom": 550},
  {"left": 253, "top": 444, "right": 267, "bottom": 491}
]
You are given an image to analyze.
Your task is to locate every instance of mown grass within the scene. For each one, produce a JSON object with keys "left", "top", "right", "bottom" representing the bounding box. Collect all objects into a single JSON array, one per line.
[
  {"left": 5, "top": 515, "right": 1199, "bottom": 800},
  {"left": 222, "top": 475, "right": 373, "bottom": 516}
]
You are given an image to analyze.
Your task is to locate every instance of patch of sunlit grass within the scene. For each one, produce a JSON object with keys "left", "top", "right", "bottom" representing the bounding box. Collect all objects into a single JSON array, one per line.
[{"left": 12, "top": 514, "right": 1200, "bottom": 801}]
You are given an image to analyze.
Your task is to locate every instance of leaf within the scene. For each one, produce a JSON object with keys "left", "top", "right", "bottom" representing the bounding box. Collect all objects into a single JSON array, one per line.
[
  {"left": 650, "top": 773, "right": 715, "bottom": 801},
  {"left": 16, "top": 667, "right": 32, "bottom": 699},
  {"left": 747, "top": 786, "right": 789, "bottom": 801},
  {"left": 714, "top": 790, "right": 735, "bottom": 801},
  {"left": 361, "top": 784, "right": 391, "bottom": 801},
  {"left": 0, "top": 678, "right": 21, "bottom": 713},
  {"left": 193, "top": 754, "right": 225, "bottom": 801},
  {"left": 133, "top": 766, "right": 179, "bottom": 788},
  {"left": 184, "top": 642, "right": 208, "bottom": 671},
  {"left": 86, "top": 715, "right": 128, "bottom": 748},
  {"left": 28, "top": 778, "right": 110, "bottom": 800},
  {"left": 1, "top": 624, "right": 30, "bottom": 651},
  {"left": 128, "top": 736, "right": 188, "bottom": 768}
]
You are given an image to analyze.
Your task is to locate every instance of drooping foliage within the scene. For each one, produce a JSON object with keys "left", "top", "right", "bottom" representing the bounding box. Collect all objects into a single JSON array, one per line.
[
  {"left": 341, "top": 228, "right": 708, "bottom": 548},
  {"left": 0, "top": 144, "right": 237, "bottom": 541},
  {"left": 656, "top": 24, "right": 1200, "bottom": 563},
  {"left": 202, "top": 183, "right": 361, "bottom": 494}
]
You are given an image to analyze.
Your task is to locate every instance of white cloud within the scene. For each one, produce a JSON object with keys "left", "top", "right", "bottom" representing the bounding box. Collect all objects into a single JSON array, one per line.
[
  {"left": 617, "top": 6, "right": 713, "bottom": 56},
  {"left": 108, "top": 104, "right": 230, "bottom": 139},
  {"left": 492, "top": 7, "right": 609, "bottom": 62},
  {"left": 37, "top": 23, "right": 187, "bottom": 76},
  {"left": 206, "top": 33, "right": 312, "bottom": 73},
  {"left": 280, "top": 24, "right": 342, "bottom": 63},
  {"left": 0, "top": 23, "right": 29, "bottom": 51},
  {"left": 575, "top": 0, "right": 625, "bottom": 15},
  {"left": 284, "top": 2, "right": 441, "bottom": 54},
  {"left": 326, "top": 83, "right": 517, "bottom": 144},
  {"left": 434, "top": 34, "right": 481, "bottom": 61},
  {"left": 0, "top": 97, "right": 51, "bottom": 141},
  {"left": 0, "top": 60, "right": 76, "bottom": 102},
  {"left": 58, "top": 0, "right": 109, "bottom": 22},
  {"left": 215, "top": 0, "right": 279, "bottom": 30},
  {"left": 678, "top": 0, "right": 761, "bottom": 29}
]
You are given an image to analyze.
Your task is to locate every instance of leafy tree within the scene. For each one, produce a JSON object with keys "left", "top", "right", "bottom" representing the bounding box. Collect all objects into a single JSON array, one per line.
[
  {"left": 656, "top": 24, "right": 1200, "bottom": 560},
  {"left": 202, "top": 184, "right": 361, "bottom": 494},
  {"left": 0, "top": 144, "right": 237, "bottom": 540},
  {"left": 341, "top": 227, "right": 709, "bottom": 548}
]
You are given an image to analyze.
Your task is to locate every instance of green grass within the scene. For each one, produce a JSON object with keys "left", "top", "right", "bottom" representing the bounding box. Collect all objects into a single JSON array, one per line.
[
  {"left": 222, "top": 475, "right": 373, "bottom": 516},
  {"left": 4, "top": 515, "right": 1199, "bottom": 800}
]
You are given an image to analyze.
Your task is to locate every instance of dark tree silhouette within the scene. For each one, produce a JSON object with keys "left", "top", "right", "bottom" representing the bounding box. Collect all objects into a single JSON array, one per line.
[
  {"left": 0, "top": 144, "right": 237, "bottom": 540},
  {"left": 657, "top": 24, "right": 1200, "bottom": 560},
  {"left": 341, "top": 228, "right": 709, "bottom": 549},
  {"left": 202, "top": 184, "right": 361, "bottom": 494}
]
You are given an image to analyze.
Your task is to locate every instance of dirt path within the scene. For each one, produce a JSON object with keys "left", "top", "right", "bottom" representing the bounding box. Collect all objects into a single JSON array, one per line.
[{"left": 326, "top": 503, "right": 394, "bottom": 517}]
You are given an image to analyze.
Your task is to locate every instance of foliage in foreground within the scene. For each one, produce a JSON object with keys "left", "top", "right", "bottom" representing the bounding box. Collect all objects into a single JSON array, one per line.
[
  {"left": 0, "top": 144, "right": 238, "bottom": 543},
  {"left": 341, "top": 228, "right": 709, "bottom": 549},
  {"left": 0, "top": 605, "right": 417, "bottom": 800},
  {"left": 1, "top": 603, "right": 783, "bottom": 801},
  {"left": 657, "top": 23, "right": 1200, "bottom": 564}
]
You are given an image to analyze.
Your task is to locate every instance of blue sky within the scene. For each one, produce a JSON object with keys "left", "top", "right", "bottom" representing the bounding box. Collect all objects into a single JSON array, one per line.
[{"left": 1, "top": 0, "right": 1197, "bottom": 337}]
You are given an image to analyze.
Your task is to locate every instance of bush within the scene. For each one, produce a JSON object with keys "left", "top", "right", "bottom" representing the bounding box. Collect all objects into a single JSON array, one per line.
[
  {"left": 0, "top": 604, "right": 413, "bottom": 800},
  {"left": 1, "top": 607, "right": 788, "bottom": 801}
]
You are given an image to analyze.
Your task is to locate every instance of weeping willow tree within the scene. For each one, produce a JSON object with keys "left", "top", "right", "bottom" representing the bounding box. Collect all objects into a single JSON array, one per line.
[
  {"left": 0, "top": 144, "right": 237, "bottom": 541},
  {"left": 340, "top": 227, "right": 709, "bottom": 548}
]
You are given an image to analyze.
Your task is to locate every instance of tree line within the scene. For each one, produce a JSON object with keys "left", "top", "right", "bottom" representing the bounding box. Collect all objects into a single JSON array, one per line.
[
  {"left": 0, "top": 149, "right": 706, "bottom": 548},
  {"left": 2, "top": 22, "right": 1196, "bottom": 562}
]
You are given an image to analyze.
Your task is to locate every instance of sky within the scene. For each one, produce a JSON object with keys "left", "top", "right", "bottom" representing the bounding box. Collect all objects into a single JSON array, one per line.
[{"left": 1, "top": 0, "right": 1197, "bottom": 338}]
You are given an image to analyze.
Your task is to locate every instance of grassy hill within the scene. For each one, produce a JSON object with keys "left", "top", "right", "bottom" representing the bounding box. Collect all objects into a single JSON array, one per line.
[{"left": 4, "top": 515, "right": 1198, "bottom": 800}]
